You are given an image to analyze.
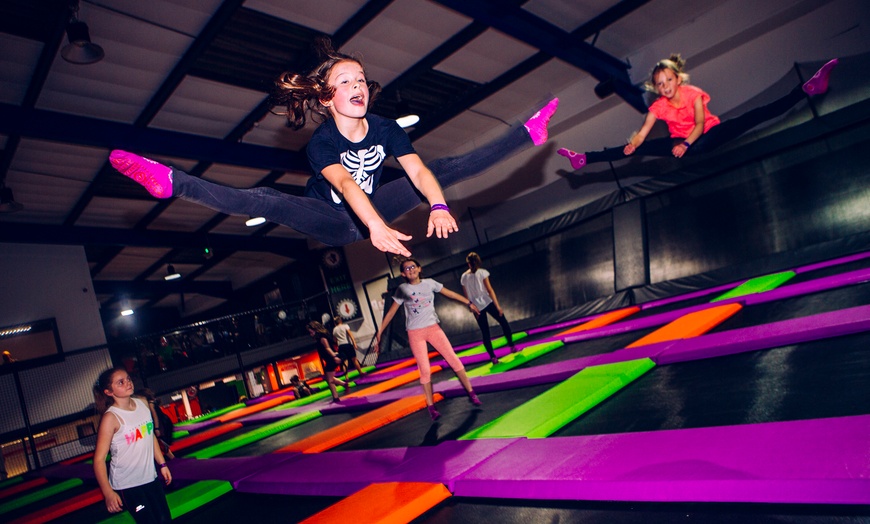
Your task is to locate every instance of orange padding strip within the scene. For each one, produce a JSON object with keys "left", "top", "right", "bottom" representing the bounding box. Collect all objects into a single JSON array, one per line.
[
  {"left": 171, "top": 422, "right": 244, "bottom": 452},
  {"left": 558, "top": 306, "right": 641, "bottom": 336},
  {"left": 344, "top": 366, "right": 442, "bottom": 399},
  {"left": 7, "top": 488, "right": 102, "bottom": 524},
  {"left": 627, "top": 303, "right": 743, "bottom": 348},
  {"left": 277, "top": 394, "right": 440, "bottom": 454},
  {"left": 370, "top": 351, "right": 439, "bottom": 375},
  {"left": 216, "top": 396, "right": 292, "bottom": 423},
  {"left": 0, "top": 477, "right": 48, "bottom": 499},
  {"left": 300, "top": 482, "right": 451, "bottom": 524}
]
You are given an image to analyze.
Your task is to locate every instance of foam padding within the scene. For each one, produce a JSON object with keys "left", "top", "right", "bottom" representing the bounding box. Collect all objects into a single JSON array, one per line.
[
  {"left": 276, "top": 395, "right": 438, "bottom": 454},
  {"left": 0, "top": 478, "right": 82, "bottom": 516},
  {"left": 171, "top": 422, "right": 243, "bottom": 453},
  {"left": 557, "top": 306, "right": 640, "bottom": 335},
  {"left": 710, "top": 271, "right": 795, "bottom": 301},
  {"left": 175, "top": 402, "right": 245, "bottom": 427},
  {"left": 185, "top": 410, "right": 323, "bottom": 459},
  {"left": 300, "top": 482, "right": 452, "bottom": 524},
  {"left": 216, "top": 396, "right": 291, "bottom": 423},
  {"left": 464, "top": 340, "right": 564, "bottom": 378},
  {"left": 99, "top": 480, "right": 234, "bottom": 523},
  {"left": 168, "top": 455, "right": 300, "bottom": 484},
  {"left": 452, "top": 415, "right": 870, "bottom": 504},
  {"left": 461, "top": 359, "right": 655, "bottom": 440},
  {"left": 0, "top": 477, "right": 47, "bottom": 499},
  {"left": 456, "top": 333, "right": 529, "bottom": 356},
  {"left": 626, "top": 303, "right": 742, "bottom": 348},
  {"left": 344, "top": 367, "right": 440, "bottom": 398},
  {"left": 7, "top": 487, "right": 101, "bottom": 524},
  {"left": 370, "top": 351, "right": 438, "bottom": 375}
]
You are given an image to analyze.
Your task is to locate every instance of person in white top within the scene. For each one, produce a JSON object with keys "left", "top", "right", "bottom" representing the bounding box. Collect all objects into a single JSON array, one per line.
[
  {"left": 461, "top": 252, "right": 518, "bottom": 365},
  {"left": 375, "top": 257, "right": 482, "bottom": 421},
  {"left": 332, "top": 315, "right": 365, "bottom": 376},
  {"left": 93, "top": 368, "right": 172, "bottom": 523}
]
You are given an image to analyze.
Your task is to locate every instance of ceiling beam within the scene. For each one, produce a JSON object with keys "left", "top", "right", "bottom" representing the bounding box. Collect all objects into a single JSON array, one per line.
[
  {"left": 93, "top": 280, "right": 234, "bottom": 299},
  {"left": 0, "top": 223, "right": 306, "bottom": 256}
]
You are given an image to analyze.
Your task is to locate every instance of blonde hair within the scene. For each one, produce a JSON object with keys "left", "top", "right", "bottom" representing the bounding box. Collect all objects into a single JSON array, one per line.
[
  {"left": 271, "top": 37, "right": 382, "bottom": 130},
  {"left": 643, "top": 54, "right": 690, "bottom": 92}
]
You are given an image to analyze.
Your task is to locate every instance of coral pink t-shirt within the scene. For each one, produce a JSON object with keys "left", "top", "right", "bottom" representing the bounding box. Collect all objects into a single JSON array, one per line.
[{"left": 649, "top": 84, "right": 721, "bottom": 138}]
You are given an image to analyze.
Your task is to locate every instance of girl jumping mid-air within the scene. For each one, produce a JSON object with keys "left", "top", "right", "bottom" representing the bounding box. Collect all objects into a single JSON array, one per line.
[
  {"left": 376, "top": 257, "right": 482, "bottom": 421},
  {"left": 109, "top": 38, "right": 558, "bottom": 257},
  {"left": 557, "top": 55, "right": 838, "bottom": 171},
  {"left": 93, "top": 368, "right": 172, "bottom": 523},
  {"left": 461, "top": 252, "right": 517, "bottom": 365}
]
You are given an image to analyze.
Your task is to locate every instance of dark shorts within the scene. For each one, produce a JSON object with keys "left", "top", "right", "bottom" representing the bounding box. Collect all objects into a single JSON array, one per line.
[
  {"left": 337, "top": 343, "right": 356, "bottom": 361},
  {"left": 322, "top": 356, "right": 340, "bottom": 373},
  {"left": 118, "top": 478, "right": 171, "bottom": 524}
]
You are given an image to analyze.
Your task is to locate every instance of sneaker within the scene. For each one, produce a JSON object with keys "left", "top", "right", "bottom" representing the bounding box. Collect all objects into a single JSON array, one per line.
[
  {"left": 109, "top": 150, "right": 173, "bottom": 198},
  {"left": 524, "top": 98, "right": 559, "bottom": 146},
  {"left": 331, "top": 397, "right": 341, "bottom": 404},
  {"left": 468, "top": 392, "right": 482, "bottom": 406},
  {"left": 427, "top": 405, "right": 441, "bottom": 421},
  {"left": 490, "top": 357, "right": 500, "bottom": 365},
  {"left": 558, "top": 148, "right": 587, "bottom": 171},
  {"left": 803, "top": 58, "right": 838, "bottom": 95}
]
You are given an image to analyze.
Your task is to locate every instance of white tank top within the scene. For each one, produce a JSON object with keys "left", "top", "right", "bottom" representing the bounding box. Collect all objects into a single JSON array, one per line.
[{"left": 106, "top": 398, "right": 157, "bottom": 490}]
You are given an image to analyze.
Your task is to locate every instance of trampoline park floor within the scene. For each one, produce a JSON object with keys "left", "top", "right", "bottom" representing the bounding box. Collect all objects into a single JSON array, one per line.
[{"left": 3, "top": 251, "right": 870, "bottom": 523}]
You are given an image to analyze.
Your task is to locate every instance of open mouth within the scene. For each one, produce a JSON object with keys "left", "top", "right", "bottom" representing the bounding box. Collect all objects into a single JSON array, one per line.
[{"left": 350, "top": 94, "right": 365, "bottom": 106}]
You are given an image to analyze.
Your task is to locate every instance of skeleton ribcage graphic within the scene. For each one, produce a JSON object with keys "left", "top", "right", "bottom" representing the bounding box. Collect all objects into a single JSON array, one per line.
[{"left": 331, "top": 145, "right": 386, "bottom": 204}]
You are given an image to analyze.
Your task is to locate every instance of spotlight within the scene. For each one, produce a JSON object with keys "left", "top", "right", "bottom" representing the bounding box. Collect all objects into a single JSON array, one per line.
[
  {"left": 395, "top": 94, "right": 419, "bottom": 129},
  {"left": 164, "top": 264, "right": 181, "bottom": 281},
  {"left": 61, "top": 2, "right": 104, "bottom": 65},
  {"left": 246, "top": 216, "right": 266, "bottom": 227},
  {"left": 121, "top": 309, "right": 134, "bottom": 316},
  {"left": 0, "top": 185, "right": 23, "bottom": 213}
]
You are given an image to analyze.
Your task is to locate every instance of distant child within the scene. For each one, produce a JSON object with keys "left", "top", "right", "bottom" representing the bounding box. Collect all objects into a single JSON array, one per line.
[
  {"left": 93, "top": 368, "right": 171, "bottom": 523},
  {"left": 376, "top": 257, "right": 482, "bottom": 421},
  {"left": 558, "top": 55, "right": 838, "bottom": 170},
  {"left": 333, "top": 315, "right": 365, "bottom": 376},
  {"left": 290, "top": 375, "right": 313, "bottom": 398},
  {"left": 306, "top": 321, "right": 350, "bottom": 402},
  {"left": 461, "top": 252, "right": 517, "bottom": 365}
]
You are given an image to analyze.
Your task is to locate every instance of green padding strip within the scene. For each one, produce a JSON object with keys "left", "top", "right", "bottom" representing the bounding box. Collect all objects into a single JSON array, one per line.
[
  {"left": 175, "top": 403, "right": 246, "bottom": 427},
  {"left": 0, "top": 475, "right": 24, "bottom": 489},
  {"left": 0, "top": 478, "right": 82, "bottom": 515},
  {"left": 461, "top": 358, "right": 656, "bottom": 440},
  {"left": 99, "top": 480, "right": 234, "bottom": 523},
  {"left": 186, "top": 410, "right": 323, "bottom": 459},
  {"left": 464, "top": 340, "right": 564, "bottom": 378},
  {"left": 457, "top": 333, "right": 529, "bottom": 357},
  {"left": 173, "top": 429, "right": 189, "bottom": 439},
  {"left": 273, "top": 388, "right": 334, "bottom": 409},
  {"left": 711, "top": 271, "right": 796, "bottom": 302}
]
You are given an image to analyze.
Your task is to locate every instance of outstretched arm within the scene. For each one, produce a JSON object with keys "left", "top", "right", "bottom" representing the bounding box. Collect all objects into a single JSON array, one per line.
[
  {"left": 375, "top": 301, "right": 401, "bottom": 348},
  {"left": 439, "top": 287, "right": 480, "bottom": 315},
  {"left": 396, "top": 153, "right": 458, "bottom": 239},
  {"left": 624, "top": 112, "right": 659, "bottom": 155},
  {"left": 321, "top": 164, "right": 412, "bottom": 256}
]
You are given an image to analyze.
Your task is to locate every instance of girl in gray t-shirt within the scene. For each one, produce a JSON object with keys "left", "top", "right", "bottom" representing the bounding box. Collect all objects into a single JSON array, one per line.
[{"left": 376, "top": 258, "right": 482, "bottom": 421}]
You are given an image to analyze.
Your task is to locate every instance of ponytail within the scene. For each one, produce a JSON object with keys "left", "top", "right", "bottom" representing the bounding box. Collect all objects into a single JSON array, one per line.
[{"left": 93, "top": 367, "right": 124, "bottom": 414}]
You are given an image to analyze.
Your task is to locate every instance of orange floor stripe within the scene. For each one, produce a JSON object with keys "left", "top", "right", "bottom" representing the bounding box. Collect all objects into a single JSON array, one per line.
[
  {"left": 171, "top": 422, "right": 244, "bottom": 452},
  {"left": 0, "top": 477, "right": 48, "bottom": 500},
  {"left": 370, "top": 351, "right": 438, "bottom": 375},
  {"left": 7, "top": 488, "right": 102, "bottom": 524},
  {"left": 216, "top": 396, "right": 292, "bottom": 423},
  {"left": 627, "top": 303, "right": 743, "bottom": 348},
  {"left": 300, "top": 482, "right": 452, "bottom": 524},
  {"left": 344, "top": 366, "right": 442, "bottom": 399},
  {"left": 277, "top": 394, "right": 440, "bottom": 454},
  {"left": 557, "top": 306, "right": 641, "bottom": 336}
]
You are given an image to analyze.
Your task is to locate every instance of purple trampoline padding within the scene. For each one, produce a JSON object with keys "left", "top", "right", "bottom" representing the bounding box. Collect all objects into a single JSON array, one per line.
[
  {"left": 246, "top": 387, "right": 295, "bottom": 405},
  {"left": 525, "top": 313, "right": 601, "bottom": 335},
  {"left": 638, "top": 282, "right": 735, "bottom": 310},
  {"left": 234, "top": 439, "right": 522, "bottom": 497},
  {"left": 793, "top": 250, "right": 870, "bottom": 274},
  {"left": 656, "top": 304, "right": 870, "bottom": 365},
  {"left": 168, "top": 455, "right": 300, "bottom": 485},
  {"left": 743, "top": 267, "right": 870, "bottom": 306},
  {"left": 451, "top": 415, "right": 870, "bottom": 504},
  {"left": 177, "top": 418, "right": 220, "bottom": 433}
]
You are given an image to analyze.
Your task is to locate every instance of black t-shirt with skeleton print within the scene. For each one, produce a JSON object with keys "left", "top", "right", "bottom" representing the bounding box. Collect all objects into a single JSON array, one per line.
[{"left": 305, "top": 114, "right": 416, "bottom": 210}]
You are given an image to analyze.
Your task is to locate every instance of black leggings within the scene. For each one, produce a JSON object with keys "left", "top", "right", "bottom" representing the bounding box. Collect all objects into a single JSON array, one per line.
[
  {"left": 585, "top": 86, "right": 805, "bottom": 165},
  {"left": 477, "top": 302, "right": 514, "bottom": 360}
]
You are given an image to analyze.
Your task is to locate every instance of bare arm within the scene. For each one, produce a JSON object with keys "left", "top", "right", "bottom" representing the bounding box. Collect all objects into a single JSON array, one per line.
[
  {"left": 483, "top": 277, "right": 502, "bottom": 314},
  {"left": 94, "top": 413, "right": 123, "bottom": 513},
  {"left": 347, "top": 328, "right": 358, "bottom": 349},
  {"left": 396, "top": 153, "right": 459, "bottom": 239},
  {"left": 624, "top": 112, "right": 659, "bottom": 155},
  {"left": 439, "top": 287, "right": 480, "bottom": 315},
  {"left": 152, "top": 433, "right": 172, "bottom": 485},
  {"left": 672, "top": 96, "right": 705, "bottom": 158},
  {"left": 375, "top": 301, "right": 401, "bottom": 345},
  {"left": 320, "top": 164, "right": 412, "bottom": 256}
]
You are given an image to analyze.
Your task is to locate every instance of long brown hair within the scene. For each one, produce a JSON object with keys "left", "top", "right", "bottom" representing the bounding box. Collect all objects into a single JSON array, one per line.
[
  {"left": 93, "top": 367, "right": 126, "bottom": 414},
  {"left": 466, "top": 252, "right": 482, "bottom": 273},
  {"left": 271, "top": 37, "right": 382, "bottom": 130}
]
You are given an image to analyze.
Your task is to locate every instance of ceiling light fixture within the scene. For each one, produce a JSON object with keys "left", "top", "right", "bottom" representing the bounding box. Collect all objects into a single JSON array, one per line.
[
  {"left": 0, "top": 184, "right": 23, "bottom": 213},
  {"left": 61, "top": 1, "right": 104, "bottom": 65},
  {"left": 121, "top": 309, "right": 134, "bottom": 316},
  {"left": 395, "top": 93, "right": 419, "bottom": 129},
  {"left": 164, "top": 264, "right": 181, "bottom": 281},
  {"left": 246, "top": 216, "right": 266, "bottom": 227}
]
